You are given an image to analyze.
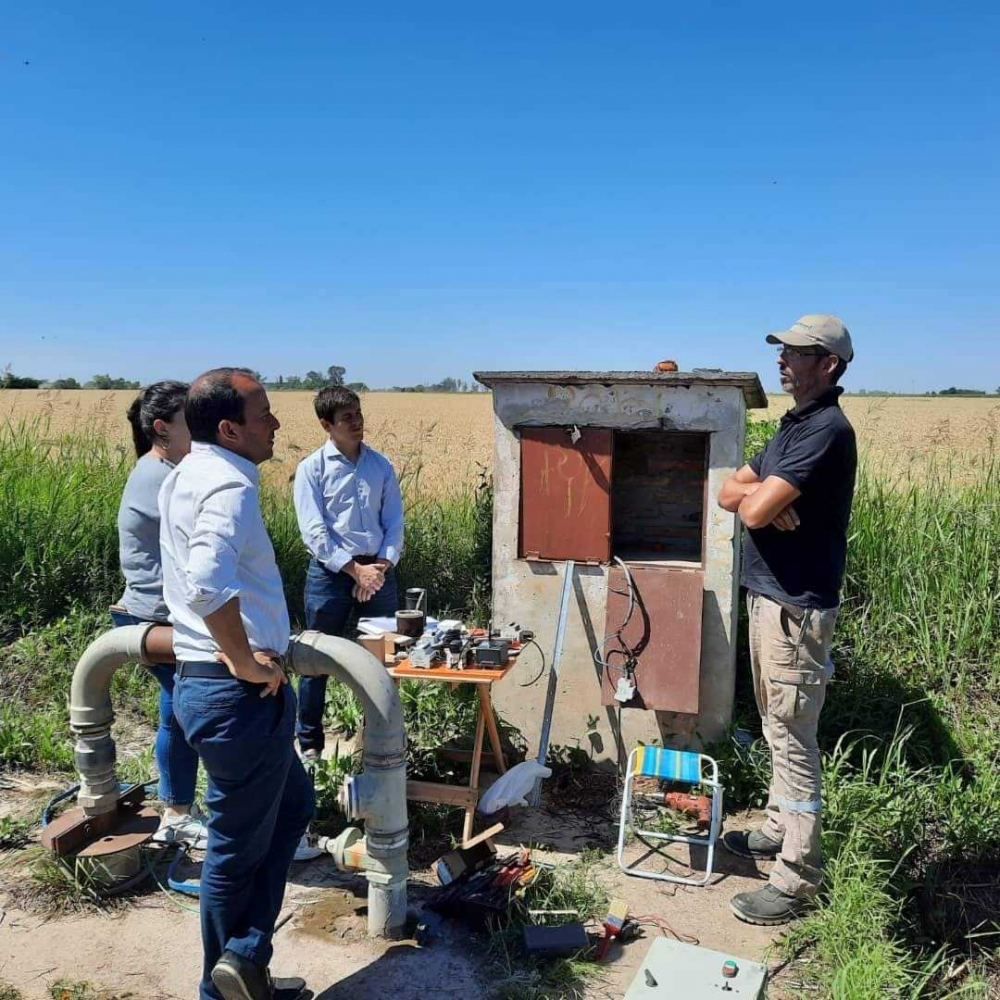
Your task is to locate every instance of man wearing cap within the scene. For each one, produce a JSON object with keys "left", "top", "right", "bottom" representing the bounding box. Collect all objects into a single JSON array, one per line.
[{"left": 717, "top": 315, "right": 857, "bottom": 925}]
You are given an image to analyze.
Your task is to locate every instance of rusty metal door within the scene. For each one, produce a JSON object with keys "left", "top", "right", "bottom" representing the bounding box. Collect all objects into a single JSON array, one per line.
[
  {"left": 601, "top": 563, "right": 703, "bottom": 713},
  {"left": 519, "top": 426, "right": 612, "bottom": 562}
]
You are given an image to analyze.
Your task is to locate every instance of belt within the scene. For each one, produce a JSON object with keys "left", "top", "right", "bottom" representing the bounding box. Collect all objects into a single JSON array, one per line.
[{"left": 176, "top": 661, "right": 234, "bottom": 680}]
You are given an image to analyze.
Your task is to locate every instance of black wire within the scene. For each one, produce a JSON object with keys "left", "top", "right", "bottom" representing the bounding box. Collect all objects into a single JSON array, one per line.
[{"left": 517, "top": 638, "right": 548, "bottom": 686}]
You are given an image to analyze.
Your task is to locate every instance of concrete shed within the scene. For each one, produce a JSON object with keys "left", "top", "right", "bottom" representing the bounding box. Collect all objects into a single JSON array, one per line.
[{"left": 473, "top": 370, "right": 767, "bottom": 766}]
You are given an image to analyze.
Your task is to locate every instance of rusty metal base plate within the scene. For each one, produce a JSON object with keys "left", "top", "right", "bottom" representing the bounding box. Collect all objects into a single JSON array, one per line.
[{"left": 41, "top": 800, "right": 159, "bottom": 858}]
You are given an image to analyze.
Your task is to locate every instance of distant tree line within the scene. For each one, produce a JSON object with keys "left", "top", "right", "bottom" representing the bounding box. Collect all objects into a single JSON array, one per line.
[
  {"left": 263, "top": 366, "right": 360, "bottom": 391},
  {"left": 852, "top": 387, "right": 998, "bottom": 397},
  {"left": 388, "top": 376, "right": 484, "bottom": 393},
  {"left": 1, "top": 371, "right": 138, "bottom": 390}
]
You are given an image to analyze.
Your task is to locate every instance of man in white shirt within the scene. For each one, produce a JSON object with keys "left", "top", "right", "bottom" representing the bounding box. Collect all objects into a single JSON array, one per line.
[
  {"left": 292, "top": 385, "right": 404, "bottom": 758},
  {"left": 160, "top": 368, "right": 312, "bottom": 1000}
]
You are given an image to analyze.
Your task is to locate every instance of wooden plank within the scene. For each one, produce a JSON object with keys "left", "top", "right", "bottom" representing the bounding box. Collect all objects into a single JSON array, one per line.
[
  {"left": 406, "top": 780, "right": 480, "bottom": 807},
  {"left": 600, "top": 563, "right": 703, "bottom": 713},
  {"left": 519, "top": 427, "right": 612, "bottom": 562},
  {"left": 438, "top": 746, "right": 512, "bottom": 770},
  {"left": 461, "top": 822, "right": 504, "bottom": 851}
]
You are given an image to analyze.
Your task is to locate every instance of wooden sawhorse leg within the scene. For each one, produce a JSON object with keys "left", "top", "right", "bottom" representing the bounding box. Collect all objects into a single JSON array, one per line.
[{"left": 464, "top": 706, "right": 487, "bottom": 843}]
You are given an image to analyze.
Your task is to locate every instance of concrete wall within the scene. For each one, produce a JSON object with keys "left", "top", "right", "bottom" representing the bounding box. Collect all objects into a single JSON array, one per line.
[{"left": 489, "top": 381, "right": 747, "bottom": 766}]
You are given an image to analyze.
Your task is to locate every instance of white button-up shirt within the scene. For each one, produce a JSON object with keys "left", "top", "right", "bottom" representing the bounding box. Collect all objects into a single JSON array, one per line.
[
  {"left": 159, "top": 442, "right": 290, "bottom": 663},
  {"left": 293, "top": 440, "right": 404, "bottom": 573}
]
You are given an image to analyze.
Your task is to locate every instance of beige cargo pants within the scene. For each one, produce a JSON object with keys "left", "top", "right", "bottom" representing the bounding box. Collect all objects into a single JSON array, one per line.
[{"left": 747, "top": 591, "right": 838, "bottom": 899}]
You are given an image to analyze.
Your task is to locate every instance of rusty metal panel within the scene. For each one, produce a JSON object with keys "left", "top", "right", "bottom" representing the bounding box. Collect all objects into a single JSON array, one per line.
[
  {"left": 519, "top": 427, "right": 612, "bottom": 562},
  {"left": 601, "top": 564, "right": 703, "bottom": 713}
]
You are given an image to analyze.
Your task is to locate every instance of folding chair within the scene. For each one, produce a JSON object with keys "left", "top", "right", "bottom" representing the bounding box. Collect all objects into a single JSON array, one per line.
[{"left": 616, "top": 745, "right": 723, "bottom": 886}]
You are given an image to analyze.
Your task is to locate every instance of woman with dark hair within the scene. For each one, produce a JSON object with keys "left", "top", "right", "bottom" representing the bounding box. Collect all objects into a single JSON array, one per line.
[{"left": 112, "top": 380, "right": 207, "bottom": 847}]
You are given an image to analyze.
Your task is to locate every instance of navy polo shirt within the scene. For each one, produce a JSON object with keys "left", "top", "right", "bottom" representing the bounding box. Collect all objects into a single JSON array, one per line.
[{"left": 741, "top": 388, "right": 857, "bottom": 609}]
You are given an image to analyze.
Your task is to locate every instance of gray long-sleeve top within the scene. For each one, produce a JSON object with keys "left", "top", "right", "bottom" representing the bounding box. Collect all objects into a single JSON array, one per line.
[{"left": 117, "top": 454, "right": 174, "bottom": 621}]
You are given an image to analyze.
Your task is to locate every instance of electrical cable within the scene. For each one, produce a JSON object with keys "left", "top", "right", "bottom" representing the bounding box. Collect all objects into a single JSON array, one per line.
[
  {"left": 630, "top": 913, "right": 699, "bottom": 946},
  {"left": 517, "top": 638, "right": 547, "bottom": 687},
  {"left": 593, "top": 556, "right": 640, "bottom": 684},
  {"left": 41, "top": 784, "right": 81, "bottom": 827},
  {"left": 148, "top": 847, "right": 202, "bottom": 914}
]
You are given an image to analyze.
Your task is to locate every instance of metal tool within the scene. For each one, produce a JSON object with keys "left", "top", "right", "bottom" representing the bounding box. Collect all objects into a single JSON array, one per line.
[{"left": 529, "top": 559, "right": 574, "bottom": 806}]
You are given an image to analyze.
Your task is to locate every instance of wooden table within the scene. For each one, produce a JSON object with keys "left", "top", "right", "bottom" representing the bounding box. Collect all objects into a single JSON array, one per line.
[{"left": 389, "top": 659, "right": 514, "bottom": 842}]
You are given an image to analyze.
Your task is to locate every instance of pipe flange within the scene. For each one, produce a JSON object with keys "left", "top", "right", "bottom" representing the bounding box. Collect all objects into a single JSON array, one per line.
[
  {"left": 362, "top": 750, "right": 407, "bottom": 771},
  {"left": 365, "top": 827, "right": 410, "bottom": 856}
]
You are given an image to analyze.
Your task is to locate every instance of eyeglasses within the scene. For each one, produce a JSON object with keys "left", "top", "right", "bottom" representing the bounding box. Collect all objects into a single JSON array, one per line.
[{"left": 776, "top": 345, "right": 830, "bottom": 359}]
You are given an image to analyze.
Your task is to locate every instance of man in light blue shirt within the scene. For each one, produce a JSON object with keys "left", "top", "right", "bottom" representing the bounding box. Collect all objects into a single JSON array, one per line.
[
  {"left": 160, "top": 368, "right": 312, "bottom": 1000},
  {"left": 293, "top": 385, "right": 405, "bottom": 757}
]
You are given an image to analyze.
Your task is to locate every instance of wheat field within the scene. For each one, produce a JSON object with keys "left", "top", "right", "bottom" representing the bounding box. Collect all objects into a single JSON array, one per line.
[{"left": 2, "top": 388, "right": 997, "bottom": 491}]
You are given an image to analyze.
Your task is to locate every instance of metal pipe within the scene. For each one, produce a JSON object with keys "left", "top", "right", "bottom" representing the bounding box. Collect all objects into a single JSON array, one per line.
[
  {"left": 69, "top": 623, "right": 170, "bottom": 815},
  {"left": 68, "top": 626, "right": 409, "bottom": 938},
  {"left": 285, "top": 630, "right": 409, "bottom": 938}
]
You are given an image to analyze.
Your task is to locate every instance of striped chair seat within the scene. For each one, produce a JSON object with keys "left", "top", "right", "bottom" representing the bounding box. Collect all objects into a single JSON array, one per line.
[{"left": 632, "top": 745, "right": 702, "bottom": 784}]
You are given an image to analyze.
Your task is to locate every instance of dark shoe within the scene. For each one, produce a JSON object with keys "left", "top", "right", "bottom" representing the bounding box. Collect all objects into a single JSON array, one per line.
[
  {"left": 212, "top": 952, "right": 307, "bottom": 1000},
  {"left": 722, "top": 828, "right": 783, "bottom": 860},
  {"left": 271, "top": 977, "right": 308, "bottom": 1000},
  {"left": 211, "top": 951, "right": 271, "bottom": 1000},
  {"left": 730, "top": 884, "right": 812, "bottom": 925}
]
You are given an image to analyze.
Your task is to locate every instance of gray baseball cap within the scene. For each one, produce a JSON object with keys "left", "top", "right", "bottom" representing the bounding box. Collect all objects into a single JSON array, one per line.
[{"left": 766, "top": 314, "right": 854, "bottom": 362}]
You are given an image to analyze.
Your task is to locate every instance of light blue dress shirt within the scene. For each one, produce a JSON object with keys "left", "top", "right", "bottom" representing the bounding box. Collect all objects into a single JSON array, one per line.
[
  {"left": 293, "top": 440, "right": 404, "bottom": 573},
  {"left": 159, "top": 442, "right": 291, "bottom": 662}
]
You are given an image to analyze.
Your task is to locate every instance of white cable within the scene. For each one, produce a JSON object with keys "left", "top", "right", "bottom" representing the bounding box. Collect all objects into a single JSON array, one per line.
[{"left": 593, "top": 555, "right": 638, "bottom": 673}]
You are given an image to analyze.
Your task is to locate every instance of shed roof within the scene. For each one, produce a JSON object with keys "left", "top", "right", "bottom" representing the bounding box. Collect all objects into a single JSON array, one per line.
[{"left": 473, "top": 370, "right": 767, "bottom": 408}]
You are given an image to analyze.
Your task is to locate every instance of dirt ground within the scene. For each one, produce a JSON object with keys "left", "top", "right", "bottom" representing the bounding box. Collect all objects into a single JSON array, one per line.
[{"left": 0, "top": 777, "right": 785, "bottom": 1000}]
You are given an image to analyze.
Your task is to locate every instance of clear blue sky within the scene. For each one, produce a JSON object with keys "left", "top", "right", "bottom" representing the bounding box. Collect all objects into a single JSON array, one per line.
[{"left": 2, "top": 2, "right": 998, "bottom": 392}]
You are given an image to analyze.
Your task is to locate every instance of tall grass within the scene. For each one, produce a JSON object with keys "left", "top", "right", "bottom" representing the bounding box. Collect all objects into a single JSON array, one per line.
[
  {"left": 742, "top": 418, "right": 1000, "bottom": 996},
  {"left": 0, "top": 418, "right": 492, "bottom": 638},
  {"left": 0, "top": 420, "right": 129, "bottom": 638},
  {"left": 844, "top": 460, "right": 1000, "bottom": 693}
]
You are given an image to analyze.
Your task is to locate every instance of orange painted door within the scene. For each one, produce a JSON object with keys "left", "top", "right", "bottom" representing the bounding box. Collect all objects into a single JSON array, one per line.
[{"left": 519, "top": 426, "right": 612, "bottom": 562}]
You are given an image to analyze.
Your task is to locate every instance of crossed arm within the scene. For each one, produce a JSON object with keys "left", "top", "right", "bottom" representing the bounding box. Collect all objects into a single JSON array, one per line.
[{"left": 717, "top": 464, "right": 802, "bottom": 531}]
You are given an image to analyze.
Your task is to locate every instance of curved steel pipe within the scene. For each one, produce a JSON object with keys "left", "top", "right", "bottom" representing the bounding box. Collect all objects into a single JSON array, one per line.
[
  {"left": 69, "top": 623, "right": 172, "bottom": 814},
  {"left": 68, "top": 625, "right": 409, "bottom": 938},
  {"left": 285, "top": 631, "right": 409, "bottom": 938}
]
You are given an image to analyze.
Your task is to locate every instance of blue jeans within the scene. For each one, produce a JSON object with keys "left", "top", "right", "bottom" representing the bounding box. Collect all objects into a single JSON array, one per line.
[
  {"left": 109, "top": 609, "right": 198, "bottom": 807},
  {"left": 173, "top": 672, "right": 314, "bottom": 999},
  {"left": 296, "top": 559, "right": 398, "bottom": 753}
]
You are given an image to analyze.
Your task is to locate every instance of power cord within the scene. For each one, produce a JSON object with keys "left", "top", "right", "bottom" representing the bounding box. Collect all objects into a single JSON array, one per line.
[
  {"left": 517, "top": 638, "right": 548, "bottom": 687},
  {"left": 594, "top": 556, "right": 641, "bottom": 697}
]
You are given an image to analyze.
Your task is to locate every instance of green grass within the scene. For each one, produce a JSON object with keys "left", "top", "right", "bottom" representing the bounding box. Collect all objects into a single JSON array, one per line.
[
  {"left": 734, "top": 419, "right": 1000, "bottom": 998},
  {"left": 485, "top": 851, "right": 609, "bottom": 1000},
  {"left": 2, "top": 415, "right": 1000, "bottom": 997}
]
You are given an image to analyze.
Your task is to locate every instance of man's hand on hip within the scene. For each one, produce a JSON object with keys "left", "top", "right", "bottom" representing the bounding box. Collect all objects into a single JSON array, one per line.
[{"left": 216, "top": 649, "right": 287, "bottom": 697}]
